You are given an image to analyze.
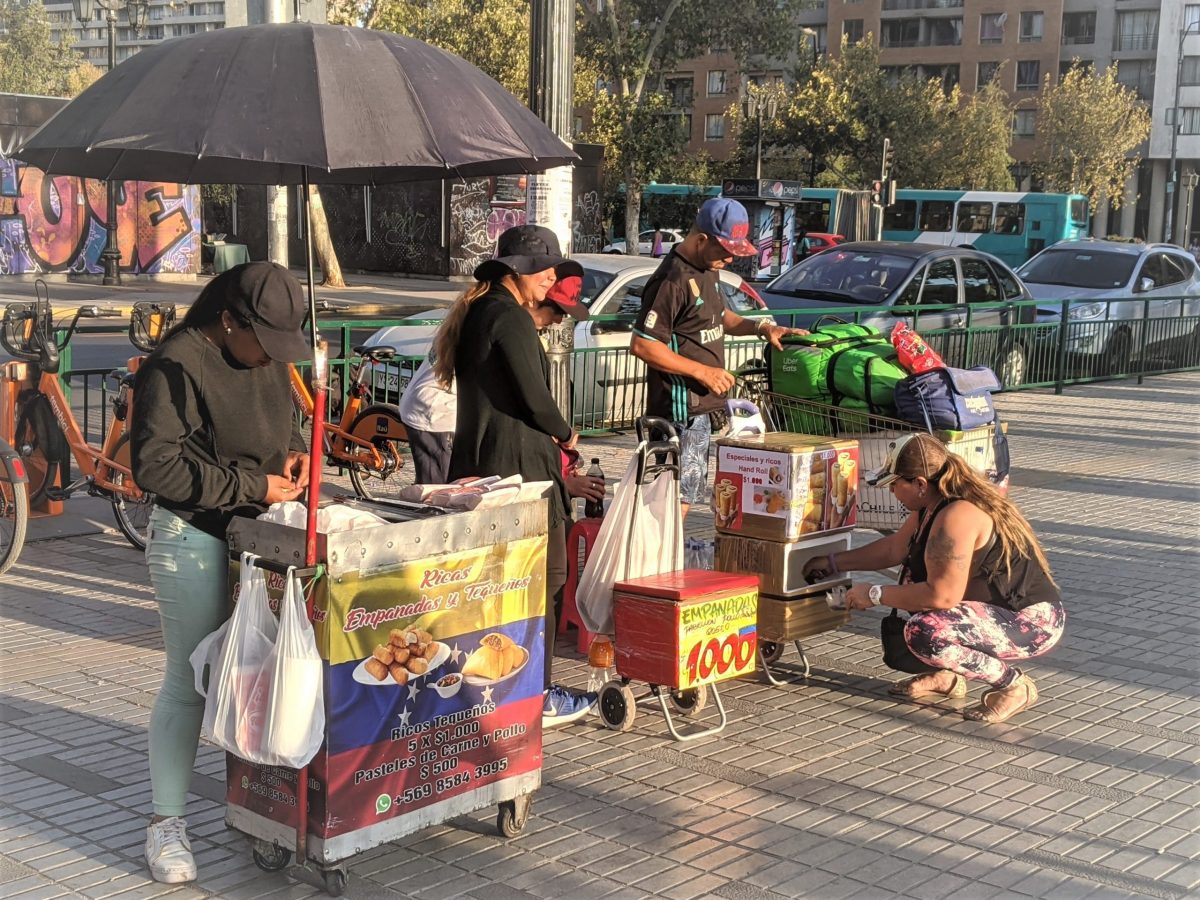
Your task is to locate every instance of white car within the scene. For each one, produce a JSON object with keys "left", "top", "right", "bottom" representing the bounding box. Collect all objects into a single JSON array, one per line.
[
  {"left": 601, "top": 228, "right": 685, "bottom": 256},
  {"left": 362, "top": 253, "right": 769, "bottom": 429},
  {"left": 1018, "top": 239, "right": 1200, "bottom": 375}
]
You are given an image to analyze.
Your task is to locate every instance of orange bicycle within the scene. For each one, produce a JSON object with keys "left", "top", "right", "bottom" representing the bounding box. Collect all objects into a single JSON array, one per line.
[
  {"left": 289, "top": 338, "right": 412, "bottom": 500},
  {"left": 0, "top": 287, "right": 173, "bottom": 549}
]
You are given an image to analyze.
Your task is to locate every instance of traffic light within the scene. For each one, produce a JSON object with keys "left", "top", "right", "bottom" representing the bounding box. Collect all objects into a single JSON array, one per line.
[
  {"left": 885, "top": 178, "right": 897, "bottom": 206},
  {"left": 881, "top": 137, "right": 895, "bottom": 181},
  {"left": 871, "top": 179, "right": 883, "bottom": 205}
]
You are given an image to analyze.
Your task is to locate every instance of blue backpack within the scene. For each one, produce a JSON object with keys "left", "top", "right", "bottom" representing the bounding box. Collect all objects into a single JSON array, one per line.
[{"left": 893, "top": 366, "right": 999, "bottom": 432}]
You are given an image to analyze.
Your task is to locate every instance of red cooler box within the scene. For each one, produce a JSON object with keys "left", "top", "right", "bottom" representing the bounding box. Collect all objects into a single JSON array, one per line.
[{"left": 612, "top": 570, "right": 759, "bottom": 689}]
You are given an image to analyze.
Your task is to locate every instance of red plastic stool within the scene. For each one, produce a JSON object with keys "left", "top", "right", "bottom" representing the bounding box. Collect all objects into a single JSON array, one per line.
[{"left": 560, "top": 517, "right": 603, "bottom": 654}]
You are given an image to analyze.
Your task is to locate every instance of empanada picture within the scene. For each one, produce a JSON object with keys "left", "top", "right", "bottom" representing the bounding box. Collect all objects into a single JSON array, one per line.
[{"left": 462, "top": 633, "right": 520, "bottom": 681}]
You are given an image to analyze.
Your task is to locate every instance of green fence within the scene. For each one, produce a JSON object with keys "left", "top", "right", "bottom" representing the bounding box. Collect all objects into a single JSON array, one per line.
[{"left": 52, "top": 294, "right": 1200, "bottom": 440}]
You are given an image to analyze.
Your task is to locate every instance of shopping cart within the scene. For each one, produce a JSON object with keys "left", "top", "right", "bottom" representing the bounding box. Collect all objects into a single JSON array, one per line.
[{"left": 731, "top": 378, "right": 1007, "bottom": 534}]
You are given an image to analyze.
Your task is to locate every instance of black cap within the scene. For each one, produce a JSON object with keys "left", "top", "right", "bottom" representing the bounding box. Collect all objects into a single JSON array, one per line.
[
  {"left": 219, "top": 261, "right": 311, "bottom": 362},
  {"left": 473, "top": 225, "right": 584, "bottom": 283}
]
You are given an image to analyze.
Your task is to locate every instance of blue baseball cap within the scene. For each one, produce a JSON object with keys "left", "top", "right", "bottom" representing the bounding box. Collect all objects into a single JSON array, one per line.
[{"left": 695, "top": 198, "right": 757, "bottom": 257}]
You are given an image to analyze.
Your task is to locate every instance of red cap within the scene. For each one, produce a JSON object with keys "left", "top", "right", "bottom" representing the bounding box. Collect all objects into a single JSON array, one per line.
[{"left": 544, "top": 275, "right": 589, "bottom": 320}]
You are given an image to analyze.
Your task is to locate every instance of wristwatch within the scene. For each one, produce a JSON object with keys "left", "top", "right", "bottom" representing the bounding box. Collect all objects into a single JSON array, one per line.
[{"left": 868, "top": 584, "right": 884, "bottom": 606}]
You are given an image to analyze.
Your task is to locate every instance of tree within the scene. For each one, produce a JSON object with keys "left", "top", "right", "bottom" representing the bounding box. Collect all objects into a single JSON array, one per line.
[
  {"left": 338, "top": 0, "right": 532, "bottom": 101},
  {"left": 1033, "top": 64, "right": 1150, "bottom": 212},
  {"left": 0, "top": 0, "right": 92, "bottom": 97},
  {"left": 577, "top": 0, "right": 802, "bottom": 254},
  {"left": 730, "top": 39, "right": 1014, "bottom": 192}
]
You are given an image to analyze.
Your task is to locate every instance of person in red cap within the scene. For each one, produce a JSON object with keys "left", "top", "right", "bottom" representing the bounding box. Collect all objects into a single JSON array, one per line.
[
  {"left": 631, "top": 197, "right": 805, "bottom": 516},
  {"left": 130, "top": 261, "right": 313, "bottom": 884}
]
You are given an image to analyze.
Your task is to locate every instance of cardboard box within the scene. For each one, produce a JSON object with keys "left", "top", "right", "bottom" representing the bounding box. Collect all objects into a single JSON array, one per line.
[
  {"left": 612, "top": 570, "right": 759, "bottom": 689},
  {"left": 715, "top": 530, "right": 851, "bottom": 596},
  {"left": 757, "top": 593, "right": 850, "bottom": 643},
  {"left": 714, "top": 433, "right": 860, "bottom": 542}
]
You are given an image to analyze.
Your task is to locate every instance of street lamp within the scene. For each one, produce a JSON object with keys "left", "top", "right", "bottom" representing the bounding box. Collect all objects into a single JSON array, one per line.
[
  {"left": 799, "top": 26, "right": 821, "bottom": 184},
  {"left": 1166, "top": 18, "right": 1200, "bottom": 245},
  {"left": 70, "top": 0, "right": 149, "bottom": 286},
  {"left": 743, "top": 91, "right": 777, "bottom": 180}
]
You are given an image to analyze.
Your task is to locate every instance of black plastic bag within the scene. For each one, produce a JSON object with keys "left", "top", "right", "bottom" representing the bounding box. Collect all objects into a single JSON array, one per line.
[{"left": 881, "top": 609, "right": 937, "bottom": 674}]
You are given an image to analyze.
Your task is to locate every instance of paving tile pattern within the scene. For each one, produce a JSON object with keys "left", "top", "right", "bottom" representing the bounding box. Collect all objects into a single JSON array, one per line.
[{"left": 1, "top": 375, "right": 1198, "bottom": 899}]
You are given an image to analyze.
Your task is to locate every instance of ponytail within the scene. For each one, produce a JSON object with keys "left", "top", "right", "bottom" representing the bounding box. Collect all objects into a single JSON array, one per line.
[{"left": 432, "top": 281, "right": 492, "bottom": 388}]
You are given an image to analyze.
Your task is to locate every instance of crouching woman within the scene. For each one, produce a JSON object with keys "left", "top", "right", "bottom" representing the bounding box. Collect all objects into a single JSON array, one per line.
[{"left": 805, "top": 433, "right": 1065, "bottom": 724}]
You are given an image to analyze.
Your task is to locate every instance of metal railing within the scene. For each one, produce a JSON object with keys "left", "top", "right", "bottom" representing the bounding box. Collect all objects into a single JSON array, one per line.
[{"left": 43, "top": 295, "right": 1200, "bottom": 439}]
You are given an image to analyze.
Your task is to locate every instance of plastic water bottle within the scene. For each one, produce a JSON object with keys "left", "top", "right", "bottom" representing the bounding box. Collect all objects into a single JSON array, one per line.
[
  {"left": 584, "top": 458, "right": 606, "bottom": 519},
  {"left": 587, "top": 635, "right": 615, "bottom": 694}
]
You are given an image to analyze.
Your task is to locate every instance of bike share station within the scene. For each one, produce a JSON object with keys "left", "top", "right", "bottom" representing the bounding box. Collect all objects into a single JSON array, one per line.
[{"left": 0, "top": 293, "right": 172, "bottom": 549}]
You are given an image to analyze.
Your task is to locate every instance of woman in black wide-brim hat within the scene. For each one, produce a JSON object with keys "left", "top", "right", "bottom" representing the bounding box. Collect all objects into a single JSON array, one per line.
[{"left": 431, "top": 225, "right": 597, "bottom": 727}]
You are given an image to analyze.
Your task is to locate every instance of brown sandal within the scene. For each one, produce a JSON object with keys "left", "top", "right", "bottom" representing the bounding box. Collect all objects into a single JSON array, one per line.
[
  {"left": 888, "top": 671, "right": 968, "bottom": 700},
  {"left": 963, "top": 671, "right": 1038, "bottom": 723}
]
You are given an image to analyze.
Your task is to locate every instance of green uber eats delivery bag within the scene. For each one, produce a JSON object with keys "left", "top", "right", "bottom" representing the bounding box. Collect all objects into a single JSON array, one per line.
[
  {"left": 826, "top": 342, "right": 907, "bottom": 412},
  {"left": 769, "top": 322, "right": 907, "bottom": 414},
  {"left": 769, "top": 323, "right": 881, "bottom": 402}
]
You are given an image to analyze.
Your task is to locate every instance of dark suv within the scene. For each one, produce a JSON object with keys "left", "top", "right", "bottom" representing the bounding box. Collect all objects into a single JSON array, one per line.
[{"left": 758, "top": 242, "right": 1037, "bottom": 386}]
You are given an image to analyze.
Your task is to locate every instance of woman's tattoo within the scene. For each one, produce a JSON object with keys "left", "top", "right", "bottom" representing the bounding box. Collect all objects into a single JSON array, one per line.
[{"left": 928, "top": 531, "right": 969, "bottom": 571}]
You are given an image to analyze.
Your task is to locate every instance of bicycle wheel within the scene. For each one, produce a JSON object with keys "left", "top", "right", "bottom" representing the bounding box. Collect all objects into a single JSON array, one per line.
[
  {"left": 108, "top": 434, "right": 154, "bottom": 550},
  {"left": 0, "top": 473, "right": 28, "bottom": 576},
  {"left": 13, "top": 399, "right": 59, "bottom": 504},
  {"left": 345, "top": 405, "right": 412, "bottom": 500}
]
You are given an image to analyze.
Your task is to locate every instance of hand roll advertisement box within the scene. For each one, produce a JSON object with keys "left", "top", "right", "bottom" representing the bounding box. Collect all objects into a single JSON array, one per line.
[{"left": 713, "top": 433, "right": 860, "bottom": 542}]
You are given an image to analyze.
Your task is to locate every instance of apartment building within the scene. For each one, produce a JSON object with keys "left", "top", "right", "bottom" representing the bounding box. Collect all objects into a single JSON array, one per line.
[
  {"left": 668, "top": 0, "right": 1196, "bottom": 243},
  {"left": 44, "top": 0, "right": 324, "bottom": 68}
]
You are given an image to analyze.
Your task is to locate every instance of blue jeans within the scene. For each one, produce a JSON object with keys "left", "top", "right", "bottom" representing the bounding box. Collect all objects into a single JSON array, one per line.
[
  {"left": 676, "top": 415, "right": 712, "bottom": 506},
  {"left": 144, "top": 507, "right": 229, "bottom": 817}
]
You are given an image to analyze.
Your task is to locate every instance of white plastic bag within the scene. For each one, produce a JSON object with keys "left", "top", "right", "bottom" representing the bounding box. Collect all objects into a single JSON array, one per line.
[
  {"left": 195, "top": 553, "right": 278, "bottom": 761},
  {"left": 576, "top": 447, "right": 684, "bottom": 635},
  {"left": 262, "top": 569, "right": 324, "bottom": 767},
  {"left": 191, "top": 556, "right": 324, "bottom": 768}
]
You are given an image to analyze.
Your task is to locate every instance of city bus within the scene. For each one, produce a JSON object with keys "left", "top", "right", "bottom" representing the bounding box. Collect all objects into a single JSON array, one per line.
[{"left": 881, "top": 190, "right": 1090, "bottom": 267}]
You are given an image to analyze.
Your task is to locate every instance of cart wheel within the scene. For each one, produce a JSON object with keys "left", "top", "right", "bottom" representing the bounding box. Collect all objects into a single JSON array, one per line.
[
  {"left": 497, "top": 794, "right": 532, "bottom": 838},
  {"left": 251, "top": 843, "right": 291, "bottom": 872},
  {"left": 669, "top": 684, "right": 707, "bottom": 718},
  {"left": 760, "top": 641, "right": 785, "bottom": 665},
  {"left": 323, "top": 867, "right": 348, "bottom": 897},
  {"left": 599, "top": 682, "right": 636, "bottom": 731}
]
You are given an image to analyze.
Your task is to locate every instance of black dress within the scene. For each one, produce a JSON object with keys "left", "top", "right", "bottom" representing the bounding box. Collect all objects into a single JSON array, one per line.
[{"left": 447, "top": 285, "right": 572, "bottom": 529}]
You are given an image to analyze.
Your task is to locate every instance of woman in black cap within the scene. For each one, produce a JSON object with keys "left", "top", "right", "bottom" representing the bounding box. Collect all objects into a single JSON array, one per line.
[
  {"left": 432, "top": 224, "right": 596, "bottom": 727},
  {"left": 131, "top": 261, "right": 313, "bottom": 884}
]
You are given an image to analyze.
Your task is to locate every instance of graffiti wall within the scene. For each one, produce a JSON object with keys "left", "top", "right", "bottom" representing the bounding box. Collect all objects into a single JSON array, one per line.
[
  {"left": 0, "top": 154, "right": 200, "bottom": 276},
  {"left": 448, "top": 175, "right": 528, "bottom": 277}
]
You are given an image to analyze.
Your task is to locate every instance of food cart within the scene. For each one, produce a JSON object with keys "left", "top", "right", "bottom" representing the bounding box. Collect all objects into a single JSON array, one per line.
[{"left": 223, "top": 498, "right": 548, "bottom": 895}]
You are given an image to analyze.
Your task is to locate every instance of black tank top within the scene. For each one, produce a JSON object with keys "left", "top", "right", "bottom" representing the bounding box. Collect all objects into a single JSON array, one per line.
[{"left": 901, "top": 499, "right": 1060, "bottom": 612}]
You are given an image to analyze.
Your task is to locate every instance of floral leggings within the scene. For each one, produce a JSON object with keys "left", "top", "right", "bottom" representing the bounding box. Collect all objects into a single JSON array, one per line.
[{"left": 904, "top": 600, "right": 1066, "bottom": 689}]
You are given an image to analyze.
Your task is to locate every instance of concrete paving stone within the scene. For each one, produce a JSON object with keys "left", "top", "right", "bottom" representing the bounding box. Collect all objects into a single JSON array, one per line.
[
  {"left": 1159, "top": 859, "right": 1200, "bottom": 889},
  {"left": 0, "top": 877, "right": 72, "bottom": 899}
]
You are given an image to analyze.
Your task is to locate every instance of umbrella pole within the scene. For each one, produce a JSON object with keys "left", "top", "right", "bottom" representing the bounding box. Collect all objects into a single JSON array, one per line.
[{"left": 297, "top": 167, "right": 322, "bottom": 874}]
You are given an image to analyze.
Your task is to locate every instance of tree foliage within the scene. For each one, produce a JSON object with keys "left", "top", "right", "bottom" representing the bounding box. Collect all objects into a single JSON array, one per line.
[
  {"left": 576, "top": 0, "right": 802, "bottom": 252},
  {"left": 0, "top": 0, "right": 92, "bottom": 97},
  {"left": 730, "top": 39, "right": 1013, "bottom": 191},
  {"left": 1033, "top": 64, "right": 1150, "bottom": 211},
  {"left": 333, "top": 0, "right": 532, "bottom": 100}
]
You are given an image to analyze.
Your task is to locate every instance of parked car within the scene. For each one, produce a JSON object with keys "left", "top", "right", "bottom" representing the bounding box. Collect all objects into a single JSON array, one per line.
[
  {"left": 758, "top": 242, "right": 1037, "bottom": 386},
  {"left": 1017, "top": 239, "right": 1200, "bottom": 375},
  {"left": 362, "top": 253, "right": 769, "bottom": 427},
  {"left": 602, "top": 228, "right": 685, "bottom": 256},
  {"left": 800, "top": 233, "right": 845, "bottom": 255}
]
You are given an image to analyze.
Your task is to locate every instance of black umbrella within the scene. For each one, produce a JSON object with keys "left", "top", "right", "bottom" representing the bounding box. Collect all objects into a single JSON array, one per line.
[
  {"left": 14, "top": 22, "right": 577, "bottom": 568},
  {"left": 16, "top": 22, "right": 576, "bottom": 184}
]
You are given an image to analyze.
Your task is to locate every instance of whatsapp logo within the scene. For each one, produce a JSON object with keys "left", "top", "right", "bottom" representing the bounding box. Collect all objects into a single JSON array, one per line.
[
  {"left": 241, "top": 776, "right": 249, "bottom": 789},
  {"left": 375, "top": 794, "right": 392, "bottom": 815}
]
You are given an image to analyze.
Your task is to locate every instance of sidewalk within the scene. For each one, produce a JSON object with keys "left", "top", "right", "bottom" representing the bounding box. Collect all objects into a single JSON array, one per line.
[
  {"left": 0, "top": 270, "right": 464, "bottom": 319},
  {"left": 2, "top": 375, "right": 1199, "bottom": 900}
]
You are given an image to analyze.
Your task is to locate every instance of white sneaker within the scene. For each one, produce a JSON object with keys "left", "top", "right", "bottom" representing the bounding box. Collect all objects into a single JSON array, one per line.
[{"left": 145, "top": 817, "right": 197, "bottom": 883}]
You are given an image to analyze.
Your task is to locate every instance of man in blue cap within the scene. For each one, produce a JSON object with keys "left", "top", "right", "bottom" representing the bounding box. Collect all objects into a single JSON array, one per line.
[{"left": 631, "top": 197, "right": 805, "bottom": 516}]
